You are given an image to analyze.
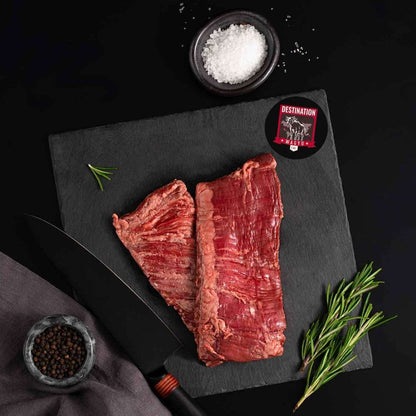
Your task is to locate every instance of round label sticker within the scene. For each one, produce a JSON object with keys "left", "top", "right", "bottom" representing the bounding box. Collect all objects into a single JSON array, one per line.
[{"left": 265, "top": 97, "right": 328, "bottom": 159}]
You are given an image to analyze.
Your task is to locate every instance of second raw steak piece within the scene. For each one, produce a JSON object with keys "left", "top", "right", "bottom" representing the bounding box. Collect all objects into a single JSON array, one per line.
[
  {"left": 195, "top": 154, "right": 286, "bottom": 367},
  {"left": 112, "top": 180, "right": 197, "bottom": 332}
]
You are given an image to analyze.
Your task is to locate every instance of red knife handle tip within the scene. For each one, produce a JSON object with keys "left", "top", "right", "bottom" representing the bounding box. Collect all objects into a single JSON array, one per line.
[{"left": 154, "top": 373, "right": 180, "bottom": 399}]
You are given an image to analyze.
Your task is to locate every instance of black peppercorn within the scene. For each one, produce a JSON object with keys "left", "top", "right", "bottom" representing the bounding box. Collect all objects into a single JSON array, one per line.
[{"left": 31, "top": 325, "right": 86, "bottom": 379}]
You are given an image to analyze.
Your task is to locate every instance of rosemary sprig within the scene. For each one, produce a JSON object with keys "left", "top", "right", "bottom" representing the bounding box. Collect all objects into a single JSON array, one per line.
[
  {"left": 300, "top": 263, "right": 383, "bottom": 372},
  {"left": 88, "top": 164, "right": 118, "bottom": 191},
  {"left": 294, "top": 264, "right": 397, "bottom": 412}
]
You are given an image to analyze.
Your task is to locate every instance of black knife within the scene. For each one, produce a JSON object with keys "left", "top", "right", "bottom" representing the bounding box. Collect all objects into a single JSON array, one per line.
[{"left": 25, "top": 214, "right": 206, "bottom": 416}]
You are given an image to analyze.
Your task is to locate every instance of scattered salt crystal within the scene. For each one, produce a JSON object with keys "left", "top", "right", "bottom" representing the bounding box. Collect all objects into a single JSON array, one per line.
[
  {"left": 201, "top": 24, "right": 268, "bottom": 84},
  {"left": 208, "top": 7, "right": 211, "bottom": 11},
  {"left": 312, "top": 27, "right": 315, "bottom": 31},
  {"left": 295, "top": 41, "right": 299, "bottom": 47}
]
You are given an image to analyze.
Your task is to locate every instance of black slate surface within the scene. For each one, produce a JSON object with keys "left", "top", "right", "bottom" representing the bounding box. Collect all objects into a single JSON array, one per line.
[{"left": 49, "top": 89, "right": 372, "bottom": 397}]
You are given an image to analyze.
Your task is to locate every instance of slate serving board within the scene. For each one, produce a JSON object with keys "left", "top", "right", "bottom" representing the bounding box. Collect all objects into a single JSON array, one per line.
[{"left": 49, "top": 89, "right": 373, "bottom": 397}]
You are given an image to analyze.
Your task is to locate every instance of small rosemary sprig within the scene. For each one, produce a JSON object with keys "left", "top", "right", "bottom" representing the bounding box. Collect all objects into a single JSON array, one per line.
[
  {"left": 294, "top": 264, "right": 397, "bottom": 412},
  {"left": 88, "top": 164, "right": 118, "bottom": 191},
  {"left": 300, "top": 263, "right": 383, "bottom": 372}
]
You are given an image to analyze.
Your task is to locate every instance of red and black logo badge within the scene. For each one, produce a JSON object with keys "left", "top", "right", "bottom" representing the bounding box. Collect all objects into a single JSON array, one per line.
[
  {"left": 265, "top": 97, "right": 328, "bottom": 159},
  {"left": 275, "top": 105, "right": 318, "bottom": 151}
]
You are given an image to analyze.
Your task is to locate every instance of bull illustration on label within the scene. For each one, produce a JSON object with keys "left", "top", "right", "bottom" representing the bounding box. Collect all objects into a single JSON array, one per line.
[{"left": 282, "top": 116, "right": 312, "bottom": 151}]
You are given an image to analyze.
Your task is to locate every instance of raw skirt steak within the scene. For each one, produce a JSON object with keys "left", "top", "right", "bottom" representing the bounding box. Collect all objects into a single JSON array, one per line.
[
  {"left": 112, "top": 180, "right": 197, "bottom": 332},
  {"left": 195, "top": 154, "right": 286, "bottom": 367}
]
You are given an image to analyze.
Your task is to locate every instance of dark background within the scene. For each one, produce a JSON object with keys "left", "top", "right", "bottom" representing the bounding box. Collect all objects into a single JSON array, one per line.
[{"left": 1, "top": 1, "right": 414, "bottom": 415}]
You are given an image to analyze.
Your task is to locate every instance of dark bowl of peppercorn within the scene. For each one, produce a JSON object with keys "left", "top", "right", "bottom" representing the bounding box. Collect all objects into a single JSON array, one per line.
[{"left": 23, "top": 315, "right": 95, "bottom": 387}]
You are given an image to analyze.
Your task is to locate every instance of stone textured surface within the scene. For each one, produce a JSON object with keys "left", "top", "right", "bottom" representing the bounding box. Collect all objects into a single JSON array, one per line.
[{"left": 49, "top": 89, "right": 373, "bottom": 397}]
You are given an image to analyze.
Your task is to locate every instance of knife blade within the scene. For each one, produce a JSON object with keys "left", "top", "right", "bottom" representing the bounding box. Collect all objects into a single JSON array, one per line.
[{"left": 25, "top": 214, "right": 206, "bottom": 416}]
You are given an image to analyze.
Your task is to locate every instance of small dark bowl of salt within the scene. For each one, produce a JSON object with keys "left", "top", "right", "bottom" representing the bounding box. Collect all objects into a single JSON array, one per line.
[{"left": 189, "top": 10, "right": 280, "bottom": 96}]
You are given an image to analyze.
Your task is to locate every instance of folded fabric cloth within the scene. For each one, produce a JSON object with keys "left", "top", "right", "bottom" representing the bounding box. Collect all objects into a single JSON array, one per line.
[{"left": 0, "top": 251, "right": 171, "bottom": 416}]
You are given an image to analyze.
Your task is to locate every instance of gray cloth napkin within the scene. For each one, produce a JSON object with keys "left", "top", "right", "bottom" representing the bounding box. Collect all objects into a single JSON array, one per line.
[{"left": 0, "top": 251, "right": 171, "bottom": 416}]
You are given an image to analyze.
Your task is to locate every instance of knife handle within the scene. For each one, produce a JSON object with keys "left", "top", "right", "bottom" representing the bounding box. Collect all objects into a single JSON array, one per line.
[{"left": 151, "top": 373, "right": 207, "bottom": 416}]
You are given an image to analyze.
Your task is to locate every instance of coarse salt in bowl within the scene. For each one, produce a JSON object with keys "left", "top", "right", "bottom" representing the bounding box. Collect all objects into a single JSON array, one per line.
[
  {"left": 201, "top": 24, "right": 268, "bottom": 85},
  {"left": 190, "top": 10, "right": 280, "bottom": 96}
]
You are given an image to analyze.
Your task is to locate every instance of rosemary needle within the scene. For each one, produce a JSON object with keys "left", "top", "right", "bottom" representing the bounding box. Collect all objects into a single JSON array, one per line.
[
  {"left": 294, "top": 264, "right": 397, "bottom": 412},
  {"left": 88, "top": 164, "right": 118, "bottom": 191}
]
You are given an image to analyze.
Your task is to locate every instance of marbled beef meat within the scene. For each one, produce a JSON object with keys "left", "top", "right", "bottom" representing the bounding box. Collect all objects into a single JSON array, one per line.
[
  {"left": 195, "top": 154, "right": 286, "bottom": 367},
  {"left": 112, "top": 180, "right": 197, "bottom": 332}
]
